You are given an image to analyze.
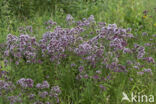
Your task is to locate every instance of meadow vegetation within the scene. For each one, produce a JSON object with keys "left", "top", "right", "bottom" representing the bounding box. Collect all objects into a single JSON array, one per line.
[{"left": 0, "top": 0, "right": 156, "bottom": 104}]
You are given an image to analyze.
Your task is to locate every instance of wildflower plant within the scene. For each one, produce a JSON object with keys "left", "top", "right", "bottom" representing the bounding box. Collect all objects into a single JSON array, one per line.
[{"left": 0, "top": 14, "right": 155, "bottom": 104}]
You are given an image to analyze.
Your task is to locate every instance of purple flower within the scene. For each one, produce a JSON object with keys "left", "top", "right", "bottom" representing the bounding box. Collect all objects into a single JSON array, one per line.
[
  {"left": 76, "top": 74, "right": 83, "bottom": 80},
  {"left": 36, "top": 83, "right": 42, "bottom": 89},
  {"left": 8, "top": 96, "right": 22, "bottom": 104},
  {"left": 45, "top": 102, "right": 51, "bottom": 104},
  {"left": 143, "top": 57, "right": 155, "bottom": 63},
  {"left": 110, "top": 38, "right": 127, "bottom": 50},
  {"left": 126, "top": 60, "right": 133, "bottom": 65},
  {"left": 88, "top": 15, "right": 95, "bottom": 22},
  {"left": 84, "top": 74, "right": 89, "bottom": 79},
  {"left": 78, "top": 66, "right": 84, "bottom": 72},
  {"left": 127, "top": 28, "right": 132, "bottom": 32},
  {"left": 28, "top": 94, "right": 36, "bottom": 100},
  {"left": 17, "top": 78, "right": 34, "bottom": 88},
  {"left": 152, "top": 34, "right": 156, "bottom": 37},
  {"left": 136, "top": 46, "right": 145, "bottom": 59},
  {"left": 36, "top": 81, "right": 50, "bottom": 89},
  {"left": 142, "top": 32, "right": 148, "bottom": 36},
  {"left": 42, "top": 81, "right": 50, "bottom": 89},
  {"left": 38, "top": 91, "right": 48, "bottom": 98},
  {"left": 118, "top": 64, "right": 126, "bottom": 71},
  {"left": 26, "top": 26, "right": 33, "bottom": 33},
  {"left": 93, "top": 75, "right": 99, "bottom": 80},
  {"left": 51, "top": 86, "right": 61, "bottom": 94},
  {"left": 143, "top": 68, "right": 152, "bottom": 75},
  {"left": 50, "top": 86, "right": 61, "bottom": 97},
  {"left": 16, "top": 61, "right": 19, "bottom": 65},
  {"left": 66, "top": 14, "right": 74, "bottom": 22},
  {"left": 96, "top": 70, "right": 102, "bottom": 74},
  {"left": 133, "top": 66, "right": 139, "bottom": 69},
  {"left": 38, "top": 60, "right": 42, "bottom": 64},
  {"left": 123, "top": 48, "right": 132, "bottom": 53},
  {"left": 143, "top": 10, "right": 148, "bottom": 15},
  {"left": 99, "top": 85, "right": 106, "bottom": 91},
  {"left": 4, "top": 59, "right": 8, "bottom": 66},
  {"left": 144, "top": 43, "right": 151, "bottom": 46},
  {"left": 4, "top": 51, "right": 9, "bottom": 56},
  {"left": 127, "top": 33, "right": 134, "bottom": 38},
  {"left": 71, "top": 63, "right": 76, "bottom": 67}
]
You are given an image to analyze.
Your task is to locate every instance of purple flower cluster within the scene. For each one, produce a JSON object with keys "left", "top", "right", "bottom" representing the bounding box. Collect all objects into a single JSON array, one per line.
[
  {"left": 0, "top": 80, "right": 14, "bottom": 92},
  {"left": 18, "top": 26, "right": 33, "bottom": 33},
  {"left": 4, "top": 15, "right": 135, "bottom": 66},
  {"left": 5, "top": 34, "right": 39, "bottom": 65},
  {"left": 76, "top": 15, "right": 95, "bottom": 27},
  {"left": 50, "top": 86, "right": 61, "bottom": 97},
  {"left": 38, "top": 91, "right": 48, "bottom": 98},
  {"left": 143, "top": 57, "right": 155, "bottom": 63},
  {"left": 134, "top": 44, "right": 145, "bottom": 59},
  {"left": 106, "top": 62, "right": 127, "bottom": 72},
  {"left": 110, "top": 38, "right": 127, "bottom": 50},
  {"left": 137, "top": 46, "right": 145, "bottom": 59},
  {"left": 1, "top": 77, "right": 61, "bottom": 104},
  {"left": 17, "top": 78, "right": 34, "bottom": 88},
  {"left": 49, "top": 86, "right": 61, "bottom": 103},
  {"left": 28, "top": 94, "right": 36, "bottom": 100},
  {"left": 66, "top": 14, "right": 74, "bottom": 22},
  {"left": 66, "top": 14, "right": 74, "bottom": 25},
  {"left": 40, "top": 28, "right": 75, "bottom": 61},
  {"left": 8, "top": 95, "right": 22, "bottom": 104},
  {"left": 123, "top": 48, "right": 132, "bottom": 53},
  {"left": 137, "top": 68, "right": 153, "bottom": 75},
  {"left": 36, "top": 81, "right": 50, "bottom": 89},
  {"left": 45, "top": 20, "right": 57, "bottom": 30}
]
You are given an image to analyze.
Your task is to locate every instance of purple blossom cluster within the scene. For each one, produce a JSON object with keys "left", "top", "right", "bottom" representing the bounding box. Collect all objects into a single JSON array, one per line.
[
  {"left": 134, "top": 44, "right": 145, "bottom": 59},
  {"left": 45, "top": 20, "right": 57, "bottom": 30},
  {"left": 36, "top": 81, "right": 50, "bottom": 89},
  {"left": 3, "top": 15, "right": 154, "bottom": 75},
  {"left": 8, "top": 95, "right": 22, "bottom": 104},
  {"left": 110, "top": 38, "right": 127, "bottom": 50},
  {"left": 4, "top": 15, "right": 135, "bottom": 66},
  {"left": 0, "top": 78, "right": 61, "bottom": 104},
  {"left": 50, "top": 86, "right": 61, "bottom": 97},
  {"left": 17, "top": 78, "right": 34, "bottom": 88},
  {"left": 5, "top": 34, "right": 39, "bottom": 65},
  {"left": 137, "top": 68, "right": 153, "bottom": 75},
  {"left": 0, "top": 80, "right": 14, "bottom": 91},
  {"left": 49, "top": 86, "right": 61, "bottom": 103},
  {"left": 76, "top": 15, "right": 95, "bottom": 27},
  {"left": 38, "top": 91, "right": 48, "bottom": 98},
  {"left": 18, "top": 26, "right": 33, "bottom": 33},
  {"left": 143, "top": 57, "right": 155, "bottom": 63}
]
